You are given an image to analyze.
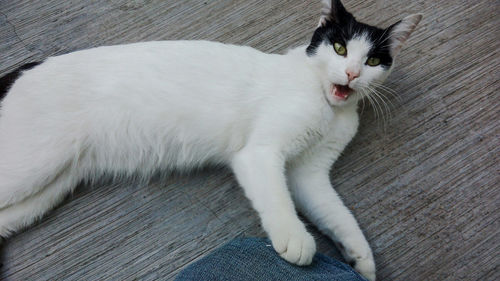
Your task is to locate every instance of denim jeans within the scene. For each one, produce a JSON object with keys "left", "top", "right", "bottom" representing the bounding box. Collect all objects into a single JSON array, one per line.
[{"left": 175, "top": 237, "right": 367, "bottom": 281}]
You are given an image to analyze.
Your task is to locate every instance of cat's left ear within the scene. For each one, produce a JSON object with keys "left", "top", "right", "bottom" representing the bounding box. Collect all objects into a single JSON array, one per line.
[
  {"left": 318, "top": 0, "right": 352, "bottom": 27},
  {"left": 388, "top": 14, "right": 423, "bottom": 56}
]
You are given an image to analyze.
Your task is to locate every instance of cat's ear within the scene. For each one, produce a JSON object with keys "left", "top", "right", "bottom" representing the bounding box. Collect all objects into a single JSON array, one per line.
[
  {"left": 318, "top": 0, "right": 352, "bottom": 27},
  {"left": 388, "top": 14, "right": 423, "bottom": 56}
]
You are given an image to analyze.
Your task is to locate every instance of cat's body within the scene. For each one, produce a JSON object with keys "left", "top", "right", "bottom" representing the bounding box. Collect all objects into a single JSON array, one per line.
[{"left": 0, "top": 1, "right": 421, "bottom": 280}]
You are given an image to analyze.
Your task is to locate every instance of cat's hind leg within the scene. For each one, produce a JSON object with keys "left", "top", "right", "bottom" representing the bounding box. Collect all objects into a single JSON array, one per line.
[
  {"left": 0, "top": 103, "right": 82, "bottom": 237},
  {"left": 0, "top": 143, "right": 75, "bottom": 210},
  {"left": 0, "top": 166, "right": 78, "bottom": 238},
  {"left": 0, "top": 94, "right": 81, "bottom": 209}
]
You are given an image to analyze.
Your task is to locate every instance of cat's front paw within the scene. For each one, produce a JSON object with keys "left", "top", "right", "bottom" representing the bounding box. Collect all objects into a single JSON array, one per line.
[
  {"left": 352, "top": 256, "right": 376, "bottom": 281},
  {"left": 269, "top": 222, "right": 316, "bottom": 266},
  {"left": 337, "top": 240, "right": 376, "bottom": 281}
]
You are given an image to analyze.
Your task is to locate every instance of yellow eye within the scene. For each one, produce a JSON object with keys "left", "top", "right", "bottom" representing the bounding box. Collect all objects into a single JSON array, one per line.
[
  {"left": 334, "top": 42, "right": 347, "bottom": 56},
  {"left": 366, "top": 57, "right": 381, "bottom": 66}
]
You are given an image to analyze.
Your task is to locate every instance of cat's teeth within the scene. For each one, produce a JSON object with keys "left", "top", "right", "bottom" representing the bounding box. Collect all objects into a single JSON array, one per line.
[{"left": 331, "top": 84, "right": 352, "bottom": 101}]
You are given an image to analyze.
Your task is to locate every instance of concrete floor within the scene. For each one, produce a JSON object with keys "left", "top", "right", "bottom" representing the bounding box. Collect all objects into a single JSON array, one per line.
[{"left": 0, "top": 0, "right": 498, "bottom": 280}]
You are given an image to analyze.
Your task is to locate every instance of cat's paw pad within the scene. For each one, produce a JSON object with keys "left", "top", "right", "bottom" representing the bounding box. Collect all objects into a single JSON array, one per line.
[{"left": 271, "top": 226, "right": 316, "bottom": 266}]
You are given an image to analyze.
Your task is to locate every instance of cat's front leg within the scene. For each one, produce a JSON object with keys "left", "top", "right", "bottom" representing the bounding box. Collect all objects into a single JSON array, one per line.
[
  {"left": 231, "top": 145, "right": 316, "bottom": 266},
  {"left": 288, "top": 144, "right": 376, "bottom": 281}
]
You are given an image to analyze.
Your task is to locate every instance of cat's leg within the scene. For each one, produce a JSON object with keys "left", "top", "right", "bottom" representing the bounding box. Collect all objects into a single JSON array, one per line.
[
  {"left": 0, "top": 166, "right": 78, "bottom": 238},
  {"left": 0, "top": 145, "right": 73, "bottom": 209},
  {"left": 231, "top": 145, "right": 316, "bottom": 266},
  {"left": 287, "top": 143, "right": 376, "bottom": 281},
  {"left": 0, "top": 109, "right": 78, "bottom": 209},
  {"left": 0, "top": 110, "right": 80, "bottom": 237}
]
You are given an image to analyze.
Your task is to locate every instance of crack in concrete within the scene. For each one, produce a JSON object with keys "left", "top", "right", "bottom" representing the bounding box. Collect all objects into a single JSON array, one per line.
[{"left": 0, "top": 11, "right": 44, "bottom": 57}]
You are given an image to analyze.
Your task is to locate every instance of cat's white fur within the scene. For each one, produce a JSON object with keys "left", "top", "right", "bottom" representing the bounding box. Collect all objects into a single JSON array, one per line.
[{"left": 0, "top": 3, "right": 421, "bottom": 279}]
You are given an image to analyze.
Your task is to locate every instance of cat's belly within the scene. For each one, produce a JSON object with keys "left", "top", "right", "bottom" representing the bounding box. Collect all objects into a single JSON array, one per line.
[{"left": 79, "top": 109, "right": 251, "bottom": 175}]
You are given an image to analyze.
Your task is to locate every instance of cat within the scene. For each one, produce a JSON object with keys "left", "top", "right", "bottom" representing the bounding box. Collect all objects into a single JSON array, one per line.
[{"left": 0, "top": 1, "right": 421, "bottom": 280}]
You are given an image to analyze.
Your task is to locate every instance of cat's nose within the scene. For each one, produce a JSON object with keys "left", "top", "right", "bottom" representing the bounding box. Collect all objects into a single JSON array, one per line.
[{"left": 346, "top": 70, "right": 360, "bottom": 82}]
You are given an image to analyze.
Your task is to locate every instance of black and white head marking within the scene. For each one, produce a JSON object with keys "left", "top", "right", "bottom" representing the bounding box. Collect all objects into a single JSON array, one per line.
[
  {"left": 305, "top": 0, "right": 422, "bottom": 107},
  {"left": 307, "top": 0, "right": 394, "bottom": 68}
]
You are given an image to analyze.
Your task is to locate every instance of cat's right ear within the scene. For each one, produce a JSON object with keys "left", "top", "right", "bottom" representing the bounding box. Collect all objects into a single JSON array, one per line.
[
  {"left": 387, "top": 14, "right": 423, "bottom": 56},
  {"left": 318, "top": 0, "right": 352, "bottom": 27}
]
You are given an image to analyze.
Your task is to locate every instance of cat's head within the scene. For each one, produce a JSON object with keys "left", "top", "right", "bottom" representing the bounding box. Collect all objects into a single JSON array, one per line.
[{"left": 306, "top": 0, "right": 422, "bottom": 107}]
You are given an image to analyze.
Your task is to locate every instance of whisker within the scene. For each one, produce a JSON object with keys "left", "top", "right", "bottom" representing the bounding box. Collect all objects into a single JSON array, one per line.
[
  {"left": 325, "top": 78, "right": 400, "bottom": 129},
  {"left": 357, "top": 83, "right": 394, "bottom": 131},
  {"left": 375, "top": 27, "right": 390, "bottom": 45},
  {"left": 370, "top": 81, "right": 398, "bottom": 94},
  {"left": 369, "top": 85, "right": 396, "bottom": 110},
  {"left": 361, "top": 88, "right": 381, "bottom": 122},
  {"left": 368, "top": 87, "right": 388, "bottom": 129},
  {"left": 370, "top": 82, "right": 402, "bottom": 103},
  {"left": 365, "top": 81, "right": 402, "bottom": 102},
  {"left": 370, "top": 81, "right": 397, "bottom": 93},
  {"left": 368, "top": 86, "right": 393, "bottom": 129},
  {"left": 359, "top": 92, "right": 366, "bottom": 116}
]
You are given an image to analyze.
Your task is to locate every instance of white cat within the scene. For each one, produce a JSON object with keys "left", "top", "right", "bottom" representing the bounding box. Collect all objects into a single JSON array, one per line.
[{"left": 0, "top": 1, "right": 421, "bottom": 280}]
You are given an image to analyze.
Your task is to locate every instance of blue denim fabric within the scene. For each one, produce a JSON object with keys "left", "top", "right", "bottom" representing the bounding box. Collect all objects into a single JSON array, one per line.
[{"left": 175, "top": 237, "right": 367, "bottom": 281}]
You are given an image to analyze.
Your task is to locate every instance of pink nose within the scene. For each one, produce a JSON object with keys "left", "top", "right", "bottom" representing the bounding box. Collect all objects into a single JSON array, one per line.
[{"left": 346, "top": 70, "right": 360, "bottom": 82}]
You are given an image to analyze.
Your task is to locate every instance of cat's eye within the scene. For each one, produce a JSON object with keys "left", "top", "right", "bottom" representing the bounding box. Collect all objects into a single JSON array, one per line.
[
  {"left": 366, "top": 57, "right": 381, "bottom": 66},
  {"left": 334, "top": 42, "right": 347, "bottom": 56}
]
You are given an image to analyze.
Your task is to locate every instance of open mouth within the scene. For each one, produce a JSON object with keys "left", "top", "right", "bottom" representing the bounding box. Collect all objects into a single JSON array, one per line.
[{"left": 330, "top": 84, "right": 353, "bottom": 101}]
